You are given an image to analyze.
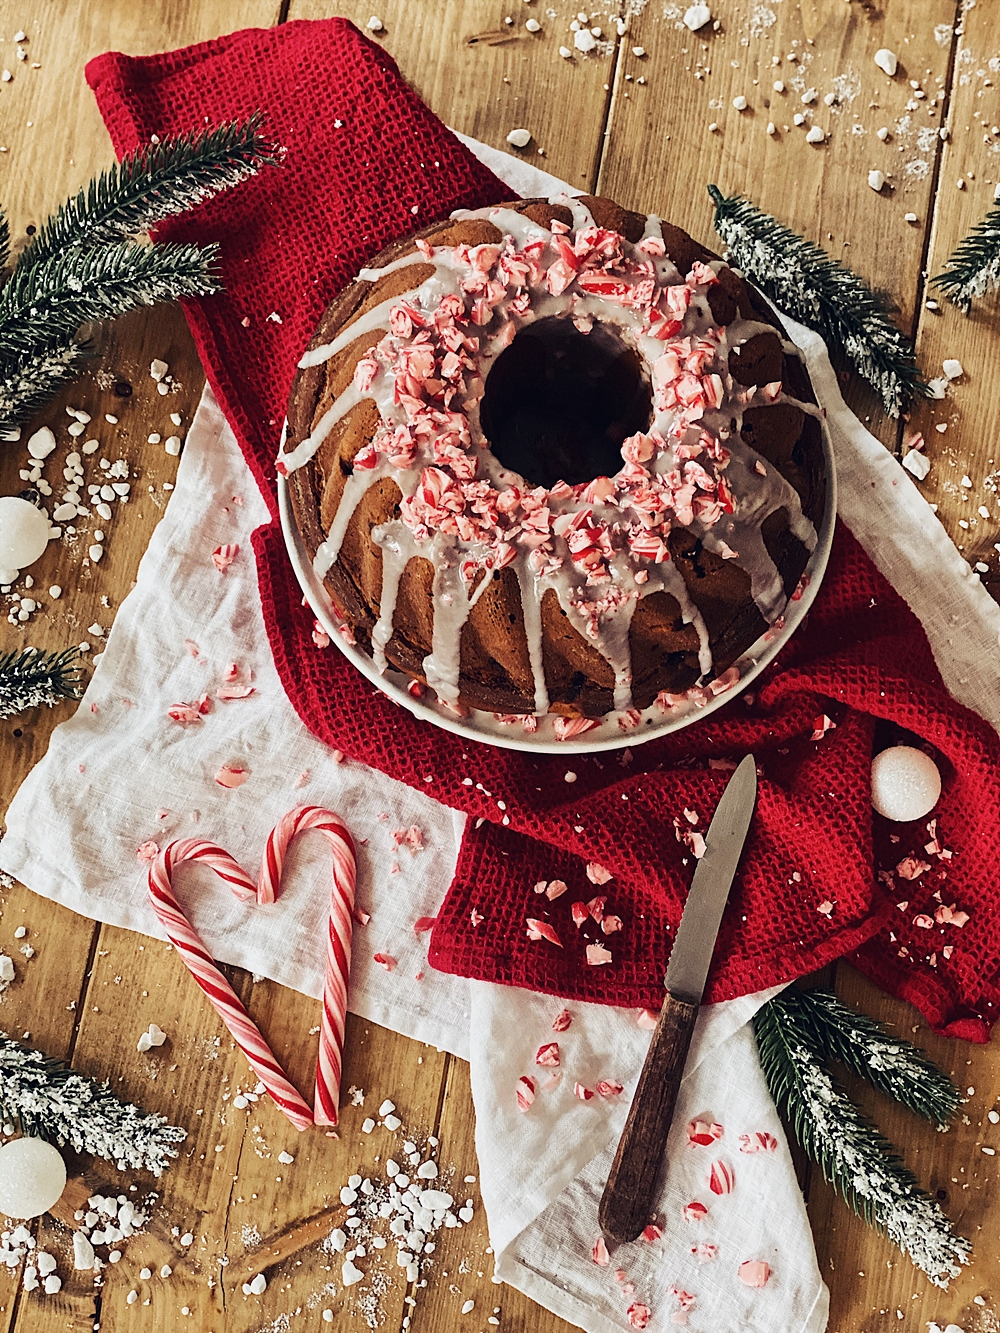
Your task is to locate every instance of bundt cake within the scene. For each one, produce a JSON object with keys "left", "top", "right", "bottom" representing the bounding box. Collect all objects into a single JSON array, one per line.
[{"left": 282, "top": 194, "right": 827, "bottom": 730}]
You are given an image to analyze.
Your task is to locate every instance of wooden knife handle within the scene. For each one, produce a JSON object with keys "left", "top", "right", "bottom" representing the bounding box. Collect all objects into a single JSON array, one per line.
[{"left": 598, "top": 990, "right": 699, "bottom": 1244}]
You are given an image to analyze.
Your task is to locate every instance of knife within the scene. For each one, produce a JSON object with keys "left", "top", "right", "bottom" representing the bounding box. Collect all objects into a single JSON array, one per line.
[{"left": 598, "top": 753, "right": 758, "bottom": 1245}]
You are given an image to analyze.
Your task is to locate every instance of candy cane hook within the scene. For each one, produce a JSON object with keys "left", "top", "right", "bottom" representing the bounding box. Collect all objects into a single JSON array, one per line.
[{"left": 148, "top": 806, "right": 357, "bottom": 1131}]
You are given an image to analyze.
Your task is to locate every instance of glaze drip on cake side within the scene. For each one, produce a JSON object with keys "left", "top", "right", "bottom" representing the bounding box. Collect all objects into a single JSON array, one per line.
[{"left": 280, "top": 196, "right": 819, "bottom": 718}]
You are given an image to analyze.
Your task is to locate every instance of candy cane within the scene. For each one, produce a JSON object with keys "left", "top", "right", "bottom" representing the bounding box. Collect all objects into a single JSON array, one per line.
[
  {"left": 148, "top": 806, "right": 357, "bottom": 1132},
  {"left": 257, "top": 807, "right": 356, "bottom": 1126}
]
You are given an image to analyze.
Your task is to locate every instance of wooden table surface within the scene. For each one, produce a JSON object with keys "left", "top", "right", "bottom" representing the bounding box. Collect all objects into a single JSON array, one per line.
[{"left": 1, "top": 3, "right": 999, "bottom": 1331}]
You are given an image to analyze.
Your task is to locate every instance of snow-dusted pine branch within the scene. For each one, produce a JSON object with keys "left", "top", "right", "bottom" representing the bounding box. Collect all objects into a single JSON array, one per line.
[{"left": 0, "top": 1036, "right": 186, "bottom": 1177}]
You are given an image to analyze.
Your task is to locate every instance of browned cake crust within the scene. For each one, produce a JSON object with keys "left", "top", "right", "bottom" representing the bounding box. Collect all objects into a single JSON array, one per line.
[{"left": 286, "top": 195, "right": 826, "bottom": 718}]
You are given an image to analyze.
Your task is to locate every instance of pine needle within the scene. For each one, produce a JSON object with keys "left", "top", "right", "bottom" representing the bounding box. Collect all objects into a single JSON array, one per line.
[
  {"left": 22, "top": 114, "right": 280, "bottom": 266},
  {"left": 707, "top": 184, "right": 926, "bottom": 417},
  {"left": 754, "top": 992, "right": 970, "bottom": 1286},
  {"left": 0, "top": 1035, "right": 186, "bottom": 1176},
  {"left": 0, "top": 342, "right": 90, "bottom": 436},
  {"left": 0, "top": 240, "right": 219, "bottom": 363},
  {"left": 931, "top": 201, "right": 1000, "bottom": 313},
  {"left": 793, "top": 988, "right": 960, "bottom": 1129},
  {"left": 0, "top": 206, "right": 9, "bottom": 273},
  {"left": 0, "top": 646, "right": 82, "bottom": 719}
]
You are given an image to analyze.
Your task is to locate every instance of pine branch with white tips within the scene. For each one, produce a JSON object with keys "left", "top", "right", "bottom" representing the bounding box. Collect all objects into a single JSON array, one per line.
[
  {"left": 708, "top": 185, "right": 926, "bottom": 417},
  {"left": 0, "top": 114, "right": 279, "bottom": 434},
  {"left": 932, "top": 201, "right": 1000, "bottom": 313},
  {"left": 754, "top": 989, "right": 969, "bottom": 1287},
  {"left": 22, "top": 114, "right": 279, "bottom": 266},
  {"left": 0, "top": 1036, "right": 186, "bottom": 1176},
  {"left": 0, "top": 646, "right": 82, "bottom": 719}
]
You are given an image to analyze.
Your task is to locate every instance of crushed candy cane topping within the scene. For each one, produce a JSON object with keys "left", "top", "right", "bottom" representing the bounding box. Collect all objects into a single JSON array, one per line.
[{"left": 283, "top": 198, "right": 819, "bottom": 718}]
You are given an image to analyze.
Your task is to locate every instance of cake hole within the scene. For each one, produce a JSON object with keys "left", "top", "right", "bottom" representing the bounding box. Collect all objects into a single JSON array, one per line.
[{"left": 480, "top": 316, "right": 652, "bottom": 489}]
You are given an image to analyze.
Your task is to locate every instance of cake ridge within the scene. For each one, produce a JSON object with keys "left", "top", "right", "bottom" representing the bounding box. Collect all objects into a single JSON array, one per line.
[{"left": 283, "top": 195, "right": 823, "bottom": 722}]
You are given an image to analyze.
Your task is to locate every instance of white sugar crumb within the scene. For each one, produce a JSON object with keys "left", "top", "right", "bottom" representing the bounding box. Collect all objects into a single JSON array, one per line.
[
  {"left": 943, "top": 359, "right": 964, "bottom": 381},
  {"left": 732, "top": 95, "right": 748, "bottom": 111},
  {"left": 683, "top": 3, "right": 712, "bottom": 31},
  {"left": 348, "top": 1085, "right": 365, "bottom": 1106},
  {"left": 868, "top": 170, "right": 886, "bottom": 192},
  {"left": 805, "top": 126, "right": 826, "bottom": 144},
  {"left": 506, "top": 128, "right": 531, "bottom": 148},
  {"left": 462, "top": 1299, "right": 475, "bottom": 1313},
  {"left": 277, "top": 1150, "right": 295, "bottom": 1164},
  {"left": 362, "top": 1117, "right": 376, "bottom": 1133},
  {"left": 366, "top": 15, "right": 384, "bottom": 31},
  {"left": 378, "top": 1099, "right": 396, "bottom": 1116},
  {"left": 874, "top": 48, "right": 897, "bottom": 77},
  {"left": 902, "top": 450, "right": 930, "bottom": 482}
]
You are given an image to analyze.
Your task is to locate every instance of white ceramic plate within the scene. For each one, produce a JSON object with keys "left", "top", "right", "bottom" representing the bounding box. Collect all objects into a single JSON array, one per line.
[{"left": 278, "top": 423, "right": 836, "bottom": 755}]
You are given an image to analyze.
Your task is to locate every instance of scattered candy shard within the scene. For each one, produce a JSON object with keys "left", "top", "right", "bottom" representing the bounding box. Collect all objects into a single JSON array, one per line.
[
  {"left": 591, "top": 1236, "right": 610, "bottom": 1266},
  {"left": 516, "top": 1075, "right": 535, "bottom": 1112},
  {"left": 738, "top": 1259, "right": 771, "bottom": 1287},
  {"left": 708, "top": 1159, "right": 735, "bottom": 1194},
  {"left": 573, "top": 1082, "right": 595, "bottom": 1100},
  {"left": 586, "top": 943, "right": 613, "bottom": 965},
  {"left": 215, "top": 763, "right": 250, "bottom": 788},
  {"left": 526, "top": 918, "right": 563, "bottom": 947},
  {"left": 626, "top": 1302, "right": 651, "bottom": 1329},
  {"left": 688, "top": 1118, "right": 723, "bottom": 1147},
  {"left": 535, "top": 1042, "right": 560, "bottom": 1067},
  {"left": 586, "top": 862, "right": 613, "bottom": 884},
  {"left": 552, "top": 1008, "right": 572, "bottom": 1031},
  {"left": 212, "top": 543, "right": 239, "bottom": 572},
  {"left": 739, "top": 1131, "right": 779, "bottom": 1153}
]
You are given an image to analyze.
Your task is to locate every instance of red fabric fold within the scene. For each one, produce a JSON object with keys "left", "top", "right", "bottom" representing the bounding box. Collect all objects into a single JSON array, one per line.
[{"left": 88, "top": 17, "right": 1000, "bottom": 1041}]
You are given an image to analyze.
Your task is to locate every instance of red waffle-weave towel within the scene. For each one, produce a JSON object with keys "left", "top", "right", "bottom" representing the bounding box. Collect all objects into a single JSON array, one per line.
[{"left": 88, "top": 18, "right": 1000, "bottom": 1041}]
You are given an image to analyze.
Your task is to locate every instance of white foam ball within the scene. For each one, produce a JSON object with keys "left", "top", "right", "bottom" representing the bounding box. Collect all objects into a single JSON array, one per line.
[
  {"left": 871, "top": 746, "right": 941, "bottom": 822},
  {"left": 0, "top": 1138, "right": 67, "bottom": 1218},
  {"left": 0, "top": 496, "right": 50, "bottom": 574}
]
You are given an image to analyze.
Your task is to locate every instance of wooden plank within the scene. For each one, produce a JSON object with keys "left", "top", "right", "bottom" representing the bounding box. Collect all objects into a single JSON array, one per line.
[
  {"left": 806, "top": 964, "right": 998, "bottom": 1333},
  {"left": 0, "top": 0, "right": 280, "bottom": 242},
  {"left": 597, "top": 0, "right": 958, "bottom": 448},
  {"left": 417, "top": 1053, "right": 577, "bottom": 1333},
  {"left": 285, "top": 0, "right": 621, "bottom": 193},
  {"left": 0, "top": 5, "right": 279, "bottom": 1332},
  {"left": 901, "top": 0, "right": 1000, "bottom": 599}
]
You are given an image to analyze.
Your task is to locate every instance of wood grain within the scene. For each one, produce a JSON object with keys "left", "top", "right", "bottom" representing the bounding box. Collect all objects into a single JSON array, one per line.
[
  {"left": 598, "top": 0, "right": 959, "bottom": 449},
  {"left": 285, "top": 0, "right": 622, "bottom": 193},
  {"left": 901, "top": 0, "right": 1000, "bottom": 603},
  {"left": 808, "top": 965, "right": 1000, "bottom": 1333},
  {"left": 1, "top": 1, "right": 1000, "bottom": 1332},
  {"left": 599, "top": 991, "right": 697, "bottom": 1245}
]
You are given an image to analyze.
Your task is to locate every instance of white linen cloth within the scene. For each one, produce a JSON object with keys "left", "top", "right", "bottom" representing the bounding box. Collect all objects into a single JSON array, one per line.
[{"left": 4, "top": 141, "right": 1000, "bottom": 1332}]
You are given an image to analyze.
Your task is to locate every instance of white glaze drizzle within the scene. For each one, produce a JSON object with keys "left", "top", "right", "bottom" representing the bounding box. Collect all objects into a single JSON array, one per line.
[{"left": 289, "top": 205, "right": 819, "bottom": 715}]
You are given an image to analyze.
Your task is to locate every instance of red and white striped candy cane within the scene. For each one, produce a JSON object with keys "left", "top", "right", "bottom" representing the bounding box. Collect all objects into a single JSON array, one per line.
[
  {"left": 148, "top": 807, "right": 356, "bottom": 1131},
  {"left": 257, "top": 806, "right": 356, "bottom": 1126}
]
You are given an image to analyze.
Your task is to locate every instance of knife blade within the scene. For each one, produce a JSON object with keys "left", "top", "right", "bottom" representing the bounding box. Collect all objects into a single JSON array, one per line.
[{"left": 598, "top": 754, "right": 757, "bottom": 1244}]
